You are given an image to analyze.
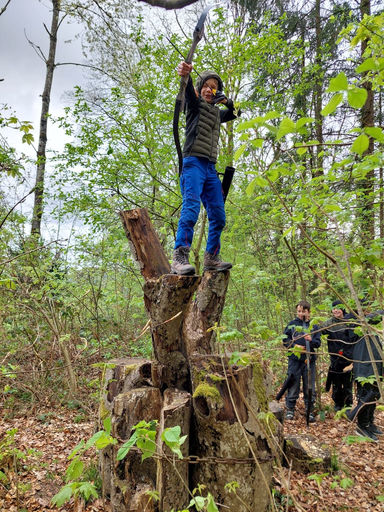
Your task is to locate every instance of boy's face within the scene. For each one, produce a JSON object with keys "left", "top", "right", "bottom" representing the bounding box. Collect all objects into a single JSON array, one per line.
[
  {"left": 332, "top": 308, "right": 344, "bottom": 319},
  {"left": 200, "top": 78, "right": 219, "bottom": 103},
  {"left": 297, "top": 305, "right": 310, "bottom": 321}
]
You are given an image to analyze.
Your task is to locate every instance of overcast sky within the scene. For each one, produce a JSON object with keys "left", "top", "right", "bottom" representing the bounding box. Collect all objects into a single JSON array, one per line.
[
  {"left": 1, "top": 0, "right": 88, "bottom": 239},
  {"left": 1, "top": 0, "right": 85, "bottom": 152}
]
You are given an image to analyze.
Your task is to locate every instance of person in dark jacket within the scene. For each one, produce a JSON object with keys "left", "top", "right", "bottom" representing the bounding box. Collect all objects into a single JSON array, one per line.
[
  {"left": 171, "top": 62, "right": 240, "bottom": 275},
  {"left": 283, "top": 300, "right": 321, "bottom": 421},
  {"left": 350, "top": 308, "right": 384, "bottom": 441},
  {"left": 322, "top": 300, "right": 354, "bottom": 411}
]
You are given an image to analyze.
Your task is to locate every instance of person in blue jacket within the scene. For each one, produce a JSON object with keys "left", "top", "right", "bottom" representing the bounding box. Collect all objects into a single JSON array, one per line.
[{"left": 283, "top": 300, "right": 321, "bottom": 422}]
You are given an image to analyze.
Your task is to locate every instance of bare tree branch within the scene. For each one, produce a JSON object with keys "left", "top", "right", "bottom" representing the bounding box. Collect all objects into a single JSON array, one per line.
[
  {"left": 0, "top": 0, "right": 12, "bottom": 17},
  {"left": 137, "top": 0, "right": 199, "bottom": 9}
]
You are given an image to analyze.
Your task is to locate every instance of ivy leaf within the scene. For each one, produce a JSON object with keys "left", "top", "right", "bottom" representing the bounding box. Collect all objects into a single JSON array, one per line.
[
  {"left": 351, "top": 134, "right": 369, "bottom": 155},
  {"left": 321, "top": 93, "right": 343, "bottom": 116},
  {"left": 347, "top": 87, "right": 367, "bottom": 109},
  {"left": 326, "top": 72, "right": 348, "bottom": 92}
]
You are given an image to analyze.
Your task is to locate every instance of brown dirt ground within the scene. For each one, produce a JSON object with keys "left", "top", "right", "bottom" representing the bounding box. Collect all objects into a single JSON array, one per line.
[{"left": 1, "top": 396, "right": 384, "bottom": 512}]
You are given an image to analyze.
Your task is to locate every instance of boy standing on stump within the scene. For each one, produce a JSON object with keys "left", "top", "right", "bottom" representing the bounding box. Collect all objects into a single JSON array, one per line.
[
  {"left": 171, "top": 62, "right": 240, "bottom": 276},
  {"left": 283, "top": 301, "right": 321, "bottom": 422}
]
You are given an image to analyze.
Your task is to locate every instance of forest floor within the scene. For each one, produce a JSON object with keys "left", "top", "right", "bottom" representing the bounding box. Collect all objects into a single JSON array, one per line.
[{"left": 0, "top": 396, "right": 384, "bottom": 512}]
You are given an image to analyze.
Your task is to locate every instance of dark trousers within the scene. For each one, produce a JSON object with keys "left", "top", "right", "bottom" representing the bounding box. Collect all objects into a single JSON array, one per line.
[
  {"left": 285, "top": 358, "right": 316, "bottom": 411},
  {"left": 332, "top": 371, "right": 353, "bottom": 408},
  {"left": 356, "top": 381, "right": 380, "bottom": 427}
]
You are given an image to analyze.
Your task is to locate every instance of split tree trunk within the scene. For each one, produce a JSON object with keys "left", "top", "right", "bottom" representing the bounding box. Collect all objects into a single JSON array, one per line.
[{"left": 100, "top": 208, "right": 281, "bottom": 511}]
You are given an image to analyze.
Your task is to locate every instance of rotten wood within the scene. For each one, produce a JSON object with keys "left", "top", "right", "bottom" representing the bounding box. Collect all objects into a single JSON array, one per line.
[{"left": 119, "top": 209, "right": 171, "bottom": 280}]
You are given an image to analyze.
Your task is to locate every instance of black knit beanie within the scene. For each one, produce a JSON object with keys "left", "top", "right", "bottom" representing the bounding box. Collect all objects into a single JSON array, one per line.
[{"left": 331, "top": 300, "right": 346, "bottom": 311}]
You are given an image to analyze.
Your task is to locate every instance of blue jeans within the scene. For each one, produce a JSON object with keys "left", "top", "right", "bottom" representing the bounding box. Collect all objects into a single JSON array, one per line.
[
  {"left": 285, "top": 358, "right": 316, "bottom": 411},
  {"left": 174, "top": 156, "right": 225, "bottom": 254}
]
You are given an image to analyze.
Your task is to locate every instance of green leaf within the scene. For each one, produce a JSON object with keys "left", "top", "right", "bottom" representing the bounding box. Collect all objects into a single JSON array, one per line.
[
  {"left": 296, "top": 117, "right": 315, "bottom": 129},
  {"left": 245, "top": 178, "right": 257, "bottom": 197},
  {"left": 323, "top": 204, "right": 341, "bottom": 212},
  {"left": 255, "top": 176, "right": 269, "bottom": 188},
  {"left": 207, "top": 493, "right": 220, "bottom": 512},
  {"left": 263, "top": 110, "right": 280, "bottom": 120},
  {"left": 66, "top": 457, "right": 84, "bottom": 482},
  {"left": 347, "top": 87, "right": 368, "bottom": 109},
  {"left": 282, "top": 226, "right": 295, "bottom": 238},
  {"left": 78, "top": 482, "right": 99, "bottom": 500},
  {"left": 326, "top": 72, "right": 348, "bottom": 92},
  {"left": 266, "top": 168, "right": 279, "bottom": 182},
  {"left": 249, "top": 138, "right": 263, "bottom": 148},
  {"left": 84, "top": 431, "right": 104, "bottom": 450},
  {"left": 162, "top": 426, "right": 181, "bottom": 444},
  {"left": 365, "top": 127, "right": 384, "bottom": 141},
  {"left": 234, "top": 143, "right": 246, "bottom": 161},
  {"left": 376, "top": 495, "right": 384, "bottom": 502},
  {"left": 321, "top": 93, "right": 343, "bottom": 116},
  {"left": 236, "top": 119, "right": 257, "bottom": 131},
  {"left": 297, "top": 147, "right": 307, "bottom": 156},
  {"left": 340, "top": 478, "right": 354, "bottom": 490},
  {"left": 356, "top": 57, "right": 384, "bottom": 73},
  {"left": 103, "top": 416, "right": 112, "bottom": 435},
  {"left": 351, "top": 134, "right": 369, "bottom": 155},
  {"left": 277, "top": 118, "right": 296, "bottom": 140},
  {"left": 51, "top": 484, "right": 74, "bottom": 507},
  {"left": 116, "top": 431, "right": 138, "bottom": 460},
  {"left": 239, "top": 133, "right": 249, "bottom": 141},
  {"left": 68, "top": 440, "right": 85, "bottom": 460}
]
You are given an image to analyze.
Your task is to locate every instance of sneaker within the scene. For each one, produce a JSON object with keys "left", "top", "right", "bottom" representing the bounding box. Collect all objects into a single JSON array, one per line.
[
  {"left": 369, "top": 423, "right": 384, "bottom": 436},
  {"left": 308, "top": 412, "right": 316, "bottom": 423},
  {"left": 171, "top": 246, "right": 196, "bottom": 275},
  {"left": 285, "top": 410, "right": 295, "bottom": 420},
  {"left": 356, "top": 424, "right": 379, "bottom": 442},
  {"left": 203, "top": 251, "right": 232, "bottom": 272}
]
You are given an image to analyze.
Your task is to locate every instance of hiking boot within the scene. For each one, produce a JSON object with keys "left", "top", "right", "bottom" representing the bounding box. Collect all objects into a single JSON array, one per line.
[
  {"left": 369, "top": 423, "right": 383, "bottom": 436},
  {"left": 285, "top": 410, "right": 295, "bottom": 420},
  {"left": 171, "top": 246, "right": 196, "bottom": 275},
  {"left": 203, "top": 251, "right": 232, "bottom": 272},
  {"left": 308, "top": 412, "right": 316, "bottom": 423},
  {"left": 356, "top": 424, "right": 379, "bottom": 442}
]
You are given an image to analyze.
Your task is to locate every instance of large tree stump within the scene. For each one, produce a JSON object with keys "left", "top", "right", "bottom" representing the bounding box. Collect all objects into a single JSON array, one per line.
[
  {"left": 183, "top": 270, "right": 230, "bottom": 358},
  {"left": 99, "top": 208, "right": 280, "bottom": 512}
]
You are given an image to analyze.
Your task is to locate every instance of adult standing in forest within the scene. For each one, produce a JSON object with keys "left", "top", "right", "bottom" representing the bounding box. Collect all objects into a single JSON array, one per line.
[
  {"left": 322, "top": 300, "right": 354, "bottom": 412},
  {"left": 350, "top": 307, "right": 384, "bottom": 442},
  {"left": 283, "top": 300, "right": 321, "bottom": 422},
  {"left": 171, "top": 62, "right": 240, "bottom": 275}
]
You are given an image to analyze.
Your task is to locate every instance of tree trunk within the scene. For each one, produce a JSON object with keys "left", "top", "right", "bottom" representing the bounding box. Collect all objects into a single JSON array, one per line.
[
  {"left": 99, "top": 208, "right": 280, "bottom": 511},
  {"left": 31, "top": 0, "right": 60, "bottom": 236}
]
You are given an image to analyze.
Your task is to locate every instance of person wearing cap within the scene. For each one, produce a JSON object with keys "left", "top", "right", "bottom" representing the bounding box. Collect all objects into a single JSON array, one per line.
[
  {"left": 171, "top": 61, "right": 240, "bottom": 275},
  {"left": 282, "top": 300, "right": 321, "bottom": 422},
  {"left": 321, "top": 300, "right": 354, "bottom": 412}
]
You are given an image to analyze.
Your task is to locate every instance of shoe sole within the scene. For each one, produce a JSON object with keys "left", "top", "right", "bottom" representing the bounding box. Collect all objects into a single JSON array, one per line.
[
  {"left": 170, "top": 269, "right": 196, "bottom": 276},
  {"left": 203, "top": 266, "right": 232, "bottom": 272},
  {"left": 356, "top": 430, "right": 378, "bottom": 442}
]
